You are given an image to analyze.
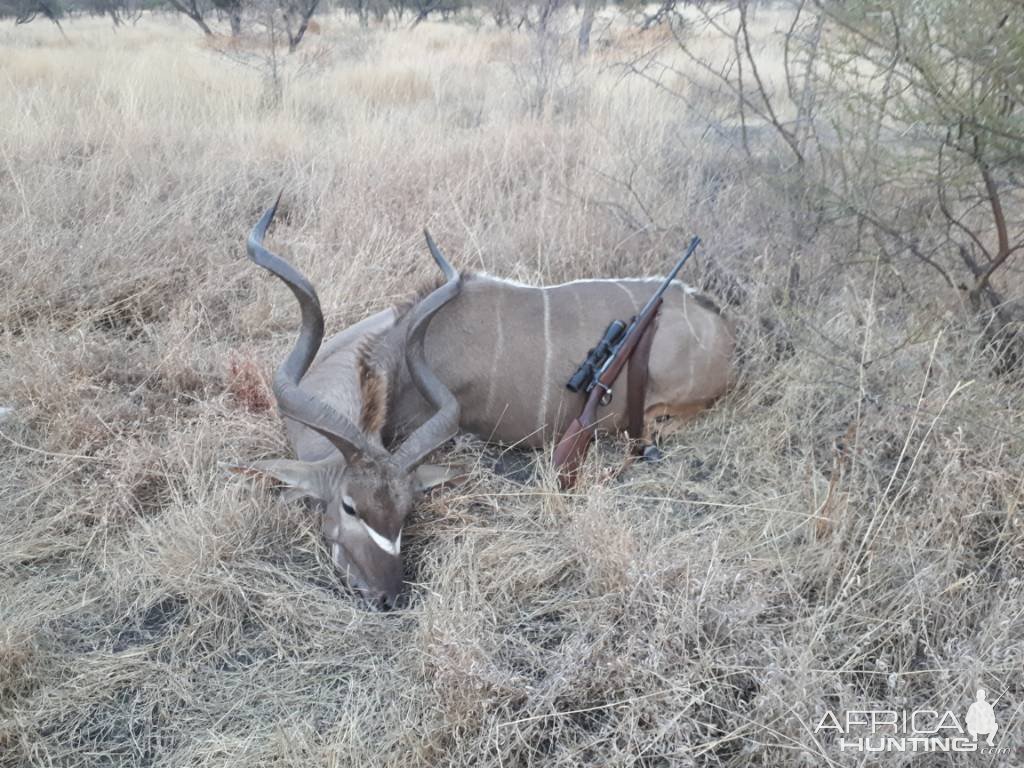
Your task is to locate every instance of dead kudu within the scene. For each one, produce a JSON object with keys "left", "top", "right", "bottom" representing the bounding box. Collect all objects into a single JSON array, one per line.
[{"left": 232, "top": 199, "right": 734, "bottom": 610}]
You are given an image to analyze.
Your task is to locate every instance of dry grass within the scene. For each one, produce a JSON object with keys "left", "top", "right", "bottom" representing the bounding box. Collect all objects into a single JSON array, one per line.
[{"left": 2, "top": 8, "right": 1022, "bottom": 767}]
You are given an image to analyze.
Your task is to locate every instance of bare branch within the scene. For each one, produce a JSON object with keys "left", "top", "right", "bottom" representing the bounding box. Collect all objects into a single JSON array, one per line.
[
  {"left": 970, "top": 159, "right": 1015, "bottom": 301},
  {"left": 166, "top": 0, "right": 214, "bottom": 36},
  {"left": 737, "top": 0, "right": 804, "bottom": 165}
]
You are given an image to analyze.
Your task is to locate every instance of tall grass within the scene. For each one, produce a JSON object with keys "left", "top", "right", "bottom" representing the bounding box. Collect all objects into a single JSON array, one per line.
[{"left": 1, "top": 10, "right": 1021, "bottom": 767}]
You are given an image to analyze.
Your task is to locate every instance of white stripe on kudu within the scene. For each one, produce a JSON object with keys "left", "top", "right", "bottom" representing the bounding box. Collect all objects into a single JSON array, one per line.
[
  {"left": 484, "top": 289, "right": 504, "bottom": 416},
  {"left": 616, "top": 281, "right": 639, "bottom": 313},
  {"left": 539, "top": 289, "right": 552, "bottom": 431},
  {"left": 477, "top": 273, "right": 700, "bottom": 295}
]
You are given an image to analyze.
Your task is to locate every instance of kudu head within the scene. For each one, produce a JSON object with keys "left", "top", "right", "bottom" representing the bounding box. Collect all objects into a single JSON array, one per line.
[{"left": 233, "top": 196, "right": 461, "bottom": 610}]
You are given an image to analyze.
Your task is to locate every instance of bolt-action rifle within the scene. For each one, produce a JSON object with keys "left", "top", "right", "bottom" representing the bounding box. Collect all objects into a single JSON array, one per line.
[{"left": 552, "top": 236, "right": 701, "bottom": 488}]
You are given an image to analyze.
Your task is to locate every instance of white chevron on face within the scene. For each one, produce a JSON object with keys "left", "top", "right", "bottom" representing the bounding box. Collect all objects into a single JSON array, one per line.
[{"left": 362, "top": 520, "right": 401, "bottom": 556}]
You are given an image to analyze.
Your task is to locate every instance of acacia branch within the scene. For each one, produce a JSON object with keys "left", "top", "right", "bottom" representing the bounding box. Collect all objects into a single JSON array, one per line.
[
  {"left": 977, "top": 165, "right": 1010, "bottom": 274},
  {"left": 286, "top": 0, "right": 320, "bottom": 52},
  {"left": 738, "top": 0, "right": 804, "bottom": 165},
  {"left": 936, "top": 139, "right": 993, "bottom": 264},
  {"left": 966, "top": 129, "right": 1017, "bottom": 304},
  {"left": 166, "top": 0, "right": 214, "bottom": 36},
  {"left": 854, "top": 206, "right": 956, "bottom": 290}
]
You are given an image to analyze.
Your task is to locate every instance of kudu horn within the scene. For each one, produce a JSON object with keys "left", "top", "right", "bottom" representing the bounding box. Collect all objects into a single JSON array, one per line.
[
  {"left": 247, "top": 200, "right": 462, "bottom": 468},
  {"left": 393, "top": 231, "right": 462, "bottom": 470},
  {"left": 246, "top": 195, "right": 375, "bottom": 462}
]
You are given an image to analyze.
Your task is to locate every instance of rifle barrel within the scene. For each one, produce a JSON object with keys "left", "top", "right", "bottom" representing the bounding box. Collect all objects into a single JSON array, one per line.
[
  {"left": 599, "top": 236, "right": 702, "bottom": 378},
  {"left": 637, "top": 235, "right": 701, "bottom": 318}
]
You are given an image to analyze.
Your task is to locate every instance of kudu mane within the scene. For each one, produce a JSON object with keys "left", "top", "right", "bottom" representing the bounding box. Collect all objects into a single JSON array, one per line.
[{"left": 353, "top": 272, "right": 457, "bottom": 437}]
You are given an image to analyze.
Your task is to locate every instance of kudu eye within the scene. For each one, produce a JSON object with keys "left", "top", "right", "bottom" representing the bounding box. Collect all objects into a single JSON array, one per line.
[{"left": 341, "top": 495, "right": 356, "bottom": 517}]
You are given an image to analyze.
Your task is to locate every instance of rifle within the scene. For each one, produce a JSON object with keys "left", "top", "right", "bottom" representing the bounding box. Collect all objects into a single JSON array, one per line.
[{"left": 552, "top": 236, "right": 701, "bottom": 488}]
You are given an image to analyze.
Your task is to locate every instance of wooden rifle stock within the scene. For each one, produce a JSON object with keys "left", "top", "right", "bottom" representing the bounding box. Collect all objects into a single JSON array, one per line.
[
  {"left": 552, "top": 299, "right": 663, "bottom": 489},
  {"left": 551, "top": 393, "right": 601, "bottom": 490}
]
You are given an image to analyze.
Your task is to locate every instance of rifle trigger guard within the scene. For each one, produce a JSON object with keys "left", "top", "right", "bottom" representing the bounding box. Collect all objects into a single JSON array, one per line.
[{"left": 596, "top": 382, "right": 613, "bottom": 406}]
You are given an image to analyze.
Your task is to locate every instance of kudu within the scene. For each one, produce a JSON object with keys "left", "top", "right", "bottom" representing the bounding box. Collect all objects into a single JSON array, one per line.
[{"left": 233, "top": 199, "right": 734, "bottom": 610}]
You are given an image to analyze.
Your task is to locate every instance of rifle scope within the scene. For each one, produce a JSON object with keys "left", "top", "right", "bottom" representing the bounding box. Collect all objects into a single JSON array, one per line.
[{"left": 566, "top": 320, "right": 627, "bottom": 393}]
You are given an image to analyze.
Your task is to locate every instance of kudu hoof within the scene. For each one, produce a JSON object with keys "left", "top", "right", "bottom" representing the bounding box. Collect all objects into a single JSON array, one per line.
[{"left": 639, "top": 444, "right": 664, "bottom": 463}]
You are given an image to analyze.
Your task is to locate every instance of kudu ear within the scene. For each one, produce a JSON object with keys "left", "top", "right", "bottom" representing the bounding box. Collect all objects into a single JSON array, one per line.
[
  {"left": 413, "top": 463, "right": 467, "bottom": 492},
  {"left": 223, "top": 458, "right": 332, "bottom": 502}
]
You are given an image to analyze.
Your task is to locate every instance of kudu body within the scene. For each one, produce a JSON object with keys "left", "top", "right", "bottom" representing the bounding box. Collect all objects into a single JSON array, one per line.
[
  {"left": 304, "top": 276, "right": 734, "bottom": 451},
  {"left": 236, "top": 201, "right": 734, "bottom": 609}
]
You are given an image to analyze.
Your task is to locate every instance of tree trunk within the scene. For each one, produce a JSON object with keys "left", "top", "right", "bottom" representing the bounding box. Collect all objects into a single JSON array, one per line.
[
  {"left": 192, "top": 13, "right": 215, "bottom": 36},
  {"left": 43, "top": 2, "right": 68, "bottom": 39},
  {"left": 287, "top": 0, "right": 321, "bottom": 53},
  {"left": 578, "top": 0, "right": 597, "bottom": 56},
  {"left": 167, "top": 0, "right": 215, "bottom": 36}
]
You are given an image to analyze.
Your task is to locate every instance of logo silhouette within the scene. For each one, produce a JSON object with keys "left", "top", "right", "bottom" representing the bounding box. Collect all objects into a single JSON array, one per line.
[{"left": 966, "top": 689, "right": 998, "bottom": 746}]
